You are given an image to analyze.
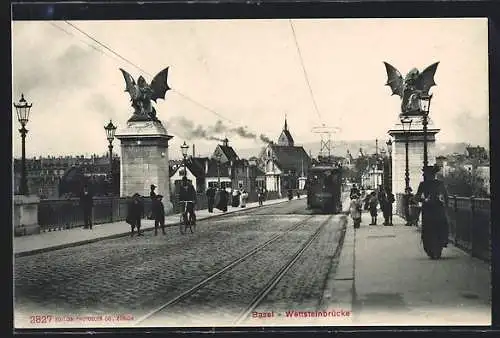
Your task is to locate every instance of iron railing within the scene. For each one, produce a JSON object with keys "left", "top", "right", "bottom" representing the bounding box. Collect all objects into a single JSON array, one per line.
[
  {"left": 36, "top": 190, "right": 286, "bottom": 233},
  {"left": 395, "top": 193, "right": 490, "bottom": 262}
]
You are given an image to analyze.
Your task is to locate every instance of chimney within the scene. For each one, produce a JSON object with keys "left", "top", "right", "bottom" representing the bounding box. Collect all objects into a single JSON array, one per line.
[
  {"left": 192, "top": 144, "right": 196, "bottom": 158},
  {"left": 222, "top": 138, "right": 229, "bottom": 147}
]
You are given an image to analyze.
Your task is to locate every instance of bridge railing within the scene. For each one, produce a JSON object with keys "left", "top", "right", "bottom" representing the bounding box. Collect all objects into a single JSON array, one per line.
[
  {"left": 37, "top": 190, "right": 284, "bottom": 233},
  {"left": 395, "top": 193, "right": 490, "bottom": 262}
]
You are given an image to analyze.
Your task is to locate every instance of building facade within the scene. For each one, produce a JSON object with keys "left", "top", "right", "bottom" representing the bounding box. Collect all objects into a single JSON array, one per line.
[{"left": 259, "top": 118, "right": 311, "bottom": 195}]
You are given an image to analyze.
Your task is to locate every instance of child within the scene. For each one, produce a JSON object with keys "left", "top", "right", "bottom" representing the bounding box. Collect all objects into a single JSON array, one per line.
[
  {"left": 368, "top": 191, "right": 379, "bottom": 225},
  {"left": 152, "top": 194, "right": 166, "bottom": 235},
  {"left": 349, "top": 194, "right": 362, "bottom": 229}
]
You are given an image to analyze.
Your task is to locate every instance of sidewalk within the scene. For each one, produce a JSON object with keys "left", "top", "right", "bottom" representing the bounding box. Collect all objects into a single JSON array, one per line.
[
  {"left": 14, "top": 197, "right": 293, "bottom": 257},
  {"left": 351, "top": 211, "right": 491, "bottom": 325}
]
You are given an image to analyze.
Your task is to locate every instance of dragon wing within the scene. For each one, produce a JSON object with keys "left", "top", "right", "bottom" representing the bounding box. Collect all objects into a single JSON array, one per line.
[
  {"left": 119, "top": 68, "right": 139, "bottom": 100},
  {"left": 383, "top": 62, "right": 404, "bottom": 98},
  {"left": 150, "top": 67, "right": 171, "bottom": 102},
  {"left": 416, "top": 62, "right": 439, "bottom": 95}
]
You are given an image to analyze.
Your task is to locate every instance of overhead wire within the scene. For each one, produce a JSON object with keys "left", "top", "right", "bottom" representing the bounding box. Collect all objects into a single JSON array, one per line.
[
  {"left": 288, "top": 19, "right": 322, "bottom": 123},
  {"left": 63, "top": 21, "right": 239, "bottom": 127}
]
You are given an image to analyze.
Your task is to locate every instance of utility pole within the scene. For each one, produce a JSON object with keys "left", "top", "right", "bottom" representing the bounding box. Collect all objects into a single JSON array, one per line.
[{"left": 311, "top": 125, "right": 341, "bottom": 161}]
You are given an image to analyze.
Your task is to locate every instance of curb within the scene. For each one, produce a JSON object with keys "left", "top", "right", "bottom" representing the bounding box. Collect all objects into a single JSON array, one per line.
[
  {"left": 320, "top": 213, "right": 354, "bottom": 313},
  {"left": 15, "top": 198, "right": 293, "bottom": 258}
]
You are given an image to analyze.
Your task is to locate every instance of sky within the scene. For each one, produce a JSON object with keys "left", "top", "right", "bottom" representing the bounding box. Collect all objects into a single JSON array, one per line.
[{"left": 12, "top": 18, "right": 489, "bottom": 160}]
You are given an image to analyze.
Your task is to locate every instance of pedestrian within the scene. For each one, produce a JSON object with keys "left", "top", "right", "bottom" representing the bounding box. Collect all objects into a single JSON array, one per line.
[
  {"left": 232, "top": 189, "right": 241, "bottom": 207},
  {"left": 179, "top": 176, "right": 197, "bottom": 225},
  {"left": 405, "top": 187, "right": 415, "bottom": 226},
  {"left": 148, "top": 184, "right": 157, "bottom": 219},
  {"left": 216, "top": 187, "right": 228, "bottom": 212},
  {"left": 377, "top": 188, "right": 388, "bottom": 225},
  {"left": 384, "top": 190, "right": 395, "bottom": 226},
  {"left": 350, "top": 183, "right": 360, "bottom": 199},
  {"left": 206, "top": 185, "right": 216, "bottom": 213},
  {"left": 368, "top": 191, "right": 379, "bottom": 225},
  {"left": 80, "top": 184, "right": 94, "bottom": 229},
  {"left": 126, "top": 193, "right": 144, "bottom": 236},
  {"left": 415, "top": 165, "right": 449, "bottom": 248},
  {"left": 258, "top": 187, "right": 264, "bottom": 206},
  {"left": 240, "top": 189, "right": 248, "bottom": 207},
  {"left": 152, "top": 194, "right": 166, "bottom": 235},
  {"left": 349, "top": 193, "right": 363, "bottom": 229}
]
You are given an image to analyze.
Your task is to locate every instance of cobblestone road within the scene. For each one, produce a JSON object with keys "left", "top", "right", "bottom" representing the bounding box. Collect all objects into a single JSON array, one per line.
[{"left": 14, "top": 199, "right": 345, "bottom": 328}]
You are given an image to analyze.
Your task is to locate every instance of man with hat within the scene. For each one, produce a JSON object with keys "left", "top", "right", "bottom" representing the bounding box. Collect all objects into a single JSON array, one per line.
[
  {"left": 126, "top": 193, "right": 144, "bottom": 236},
  {"left": 152, "top": 194, "right": 166, "bottom": 236},
  {"left": 179, "top": 176, "right": 197, "bottom": 225},
  {"left": 148, "top": 184, "right": 157, "bottom": 219},
  {"left": 415, "top": 165, "right": 449, "bottom": 248}
]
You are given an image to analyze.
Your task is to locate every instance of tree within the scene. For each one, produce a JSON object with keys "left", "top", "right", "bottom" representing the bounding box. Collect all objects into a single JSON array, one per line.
[{"left": 441, "top": 166, "right": 488, "bottom": 198}]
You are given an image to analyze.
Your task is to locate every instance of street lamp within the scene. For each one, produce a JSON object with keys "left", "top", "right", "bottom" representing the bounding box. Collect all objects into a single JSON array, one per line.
[
  {"left": 401, "top": 117, "right": 412, "bottom": 226},
  {"left": 380, "top": 149, "right": 386, "bottom": 189},
  {"left": 401, "top": 117, "right": 412, "bottom": 192},
  {"left": 14, "top": 94, "right": 33, "bottom": 195},
  {"left": 419, "top": 94, "right": 433, "bottom": 181},
  {"left": 386, "top": 139, "right": 393, "bottom": 193},
  {"left": 214, "top": 152, "right": 222, "bottom": 188},
  {"left": 104, "top": 120, "right": 117, "bottom": 194},
  {"left": 181, "top": 141, "right": 189, "bottom": 178}
]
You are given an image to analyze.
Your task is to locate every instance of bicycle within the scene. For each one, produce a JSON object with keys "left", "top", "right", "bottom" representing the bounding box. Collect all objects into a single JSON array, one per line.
[{"left": 179, "top": 200, "right": 196, "bottom": 234}]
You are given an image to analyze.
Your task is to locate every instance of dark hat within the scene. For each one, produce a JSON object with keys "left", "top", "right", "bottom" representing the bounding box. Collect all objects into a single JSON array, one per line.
[
  {"left": 132, "top": 193, "right": 141, "bottom": 198},
  {"left": 182, "top": 176, "right": 188, "bottom": 181},
  {"left": 156, "top": 194, "right": 164, "bottom": 199},
  {"left": 150, "top": 184, "right": 156, "bottom": 189}
]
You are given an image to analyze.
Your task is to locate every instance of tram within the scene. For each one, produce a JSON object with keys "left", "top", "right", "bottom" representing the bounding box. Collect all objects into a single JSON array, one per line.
[{"left": 305, "top": 164, "right": 342, "bottom": 214}]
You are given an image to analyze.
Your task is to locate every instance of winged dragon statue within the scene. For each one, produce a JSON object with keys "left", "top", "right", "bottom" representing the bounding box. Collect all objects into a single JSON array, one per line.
[
  {"left": 119, "top": 67, "right": 171, "bottom": 122},
  {"left": 383, "top": 62, "right": 439, "bottom": 116}
]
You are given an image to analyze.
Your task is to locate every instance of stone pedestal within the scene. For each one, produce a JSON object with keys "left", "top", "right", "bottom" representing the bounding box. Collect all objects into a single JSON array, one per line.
[
  {"left": 115, "top": 120, "right": 174, "bottom": 213},
  {"left": 13, "top": 195, "right": 40, "bottom": 236},
  {"left": 388, "top": 116, "right": 440, "bottom": 195}
]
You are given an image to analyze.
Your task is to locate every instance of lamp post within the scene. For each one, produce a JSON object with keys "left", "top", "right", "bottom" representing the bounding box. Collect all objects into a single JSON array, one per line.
[
  {"left": 401, "top": 117, "right": 412, "bottom": 192},
  {"left": 14, "top": 94, "right": 33, "bottom": 195},
  {"left": 215, "top": 152, "right": 222, "bottom": 188},
  {"left": 386, "top": 139, "right": 393, "bottom": 193},
  {"left": 104, "top": 120, "right": 117, "bottom": 194},
  {"left": 419, "top": 94, "right": 433, "bottom": 181},
  {"left": 181, "top": 141, "right": 189, "bottom": 178},
  {"left": 401, "top": 117, "right": 412, "bottom": 225}
]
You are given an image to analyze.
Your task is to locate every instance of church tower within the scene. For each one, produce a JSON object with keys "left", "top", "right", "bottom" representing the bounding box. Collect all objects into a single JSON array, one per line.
[{"left": 277, "top": 115, "right": 295, "bottom": 147}]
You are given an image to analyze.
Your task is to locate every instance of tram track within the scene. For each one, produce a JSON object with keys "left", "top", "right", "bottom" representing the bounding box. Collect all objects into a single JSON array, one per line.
[
  {"left": 134, "top": 214, "right": 334, "bottom": 326},
  {"left": 133, "top": 214, "right": 317, "bottom": 326},
  {"left": 233, "top": 215, "right": 333, "bottom": 325}
]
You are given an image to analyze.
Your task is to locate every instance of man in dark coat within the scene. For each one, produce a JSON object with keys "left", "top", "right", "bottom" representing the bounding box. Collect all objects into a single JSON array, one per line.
[
  {"left": 179, "top": 176, "right": 197, "bottom": 224},
  {"left": 152, "top": 194, "right": 166, "bottom": 235},
  {"left": 80, "top": 184, "right": 94, "bottom": 229},
  {"left": 206, "top": 185, "right": 216, "bottom": 213},
  {"left": 148, "top": 184, "right": 157, "bottom": 219},
  {"left": 384, "top": 190, "right": 395, "bottom": 226},
  {"left": 350, "top": 184, "right": 360, "bottom": 200},
  {"left": 127, "top": 193, "right": 144, "bottom": 236},
  {"left": 415, "top": 165, "right": 449, "bottom": 248}
]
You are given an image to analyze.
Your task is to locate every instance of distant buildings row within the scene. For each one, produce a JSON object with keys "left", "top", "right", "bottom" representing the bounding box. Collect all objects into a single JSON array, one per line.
[
  {"left": 13, "top": 122, "right": 490, "bottom": 199},
  {"left": 13, "top": 118, "right": 312, "bottom": 199}
]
